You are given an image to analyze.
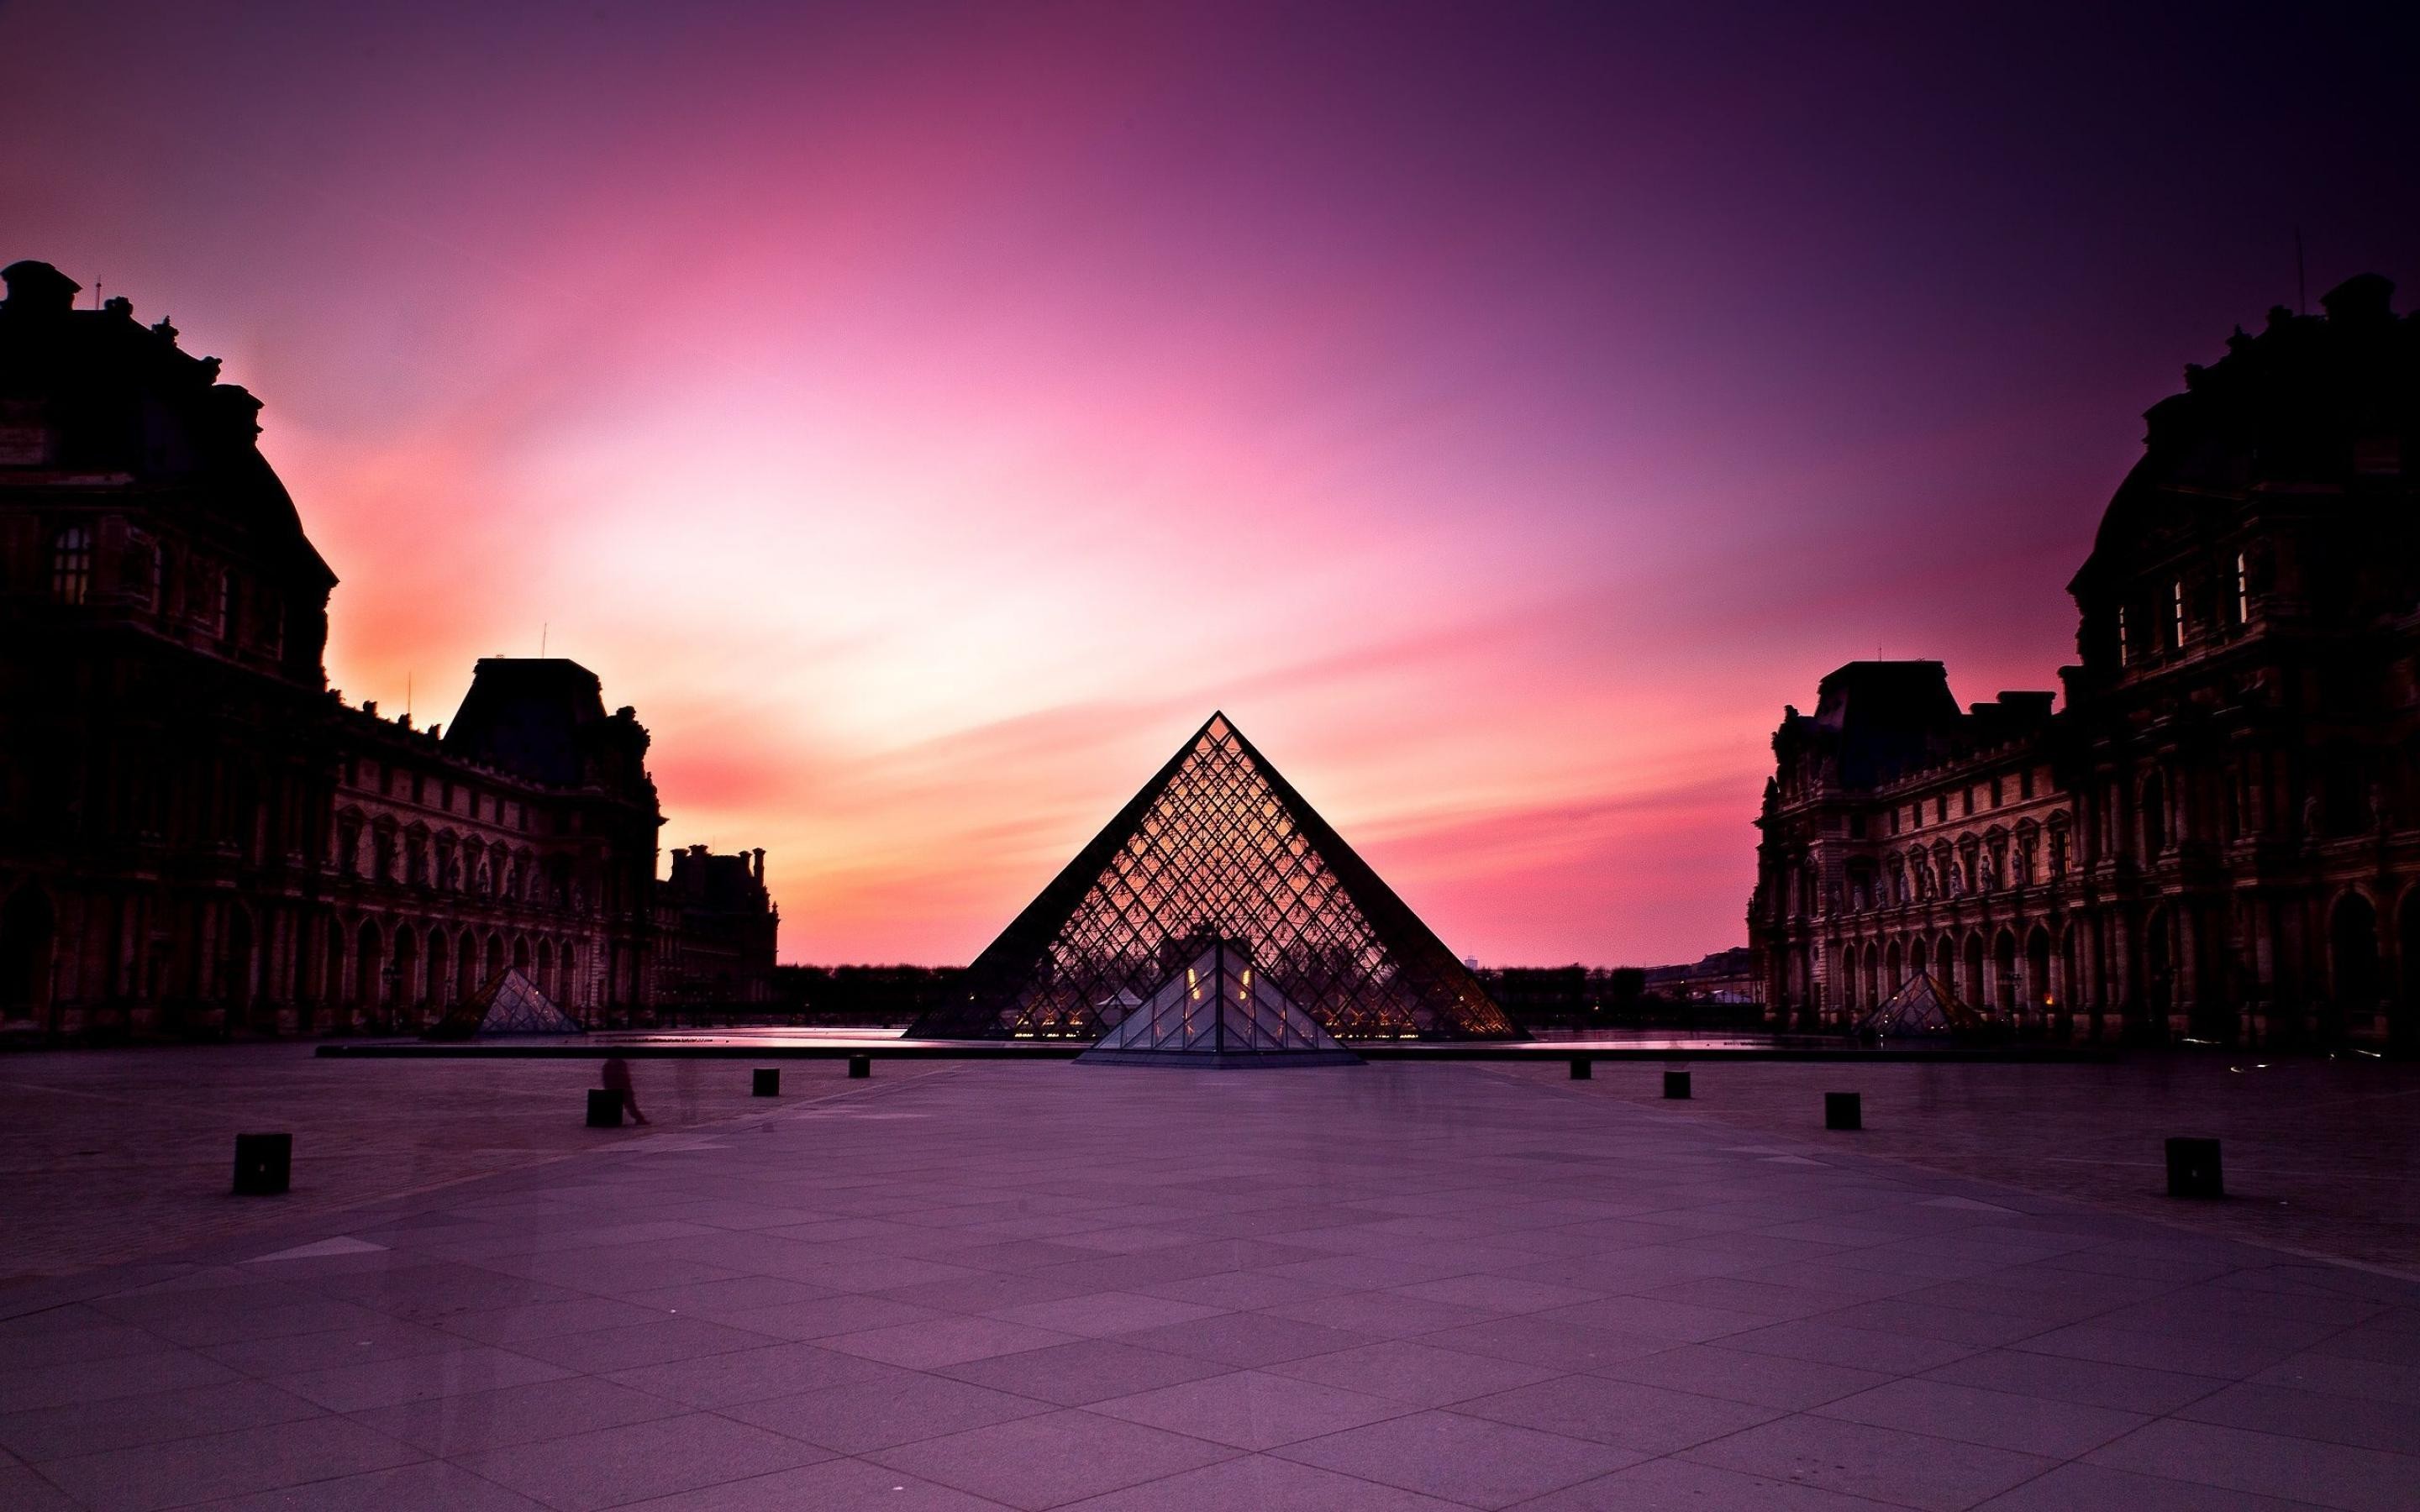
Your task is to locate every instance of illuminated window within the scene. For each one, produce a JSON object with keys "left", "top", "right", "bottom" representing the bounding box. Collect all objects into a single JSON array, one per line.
[
  {"left": 50, "top": 526, "right": 92, "bottom": 602},
  {"left": 2117, "top": 606, "right": 2129, "bottom": 667},
  {"left": 2171, "top": 581, "right": 2186, "bottom": 648},
  {"left": 2234, "top": 552, "right": 2249, "bottom": 623}
]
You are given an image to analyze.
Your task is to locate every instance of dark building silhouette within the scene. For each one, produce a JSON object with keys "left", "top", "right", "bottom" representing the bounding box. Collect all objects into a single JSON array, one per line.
[
  {"left": 1753, "top": 276, "right": 2418, "bottom": 1049},
  {"left": 654, "top": 844, "right": 779, "bottom": 1009},
  {"left": 0, "top": 260, "right": 775, "bottom": 1037}
]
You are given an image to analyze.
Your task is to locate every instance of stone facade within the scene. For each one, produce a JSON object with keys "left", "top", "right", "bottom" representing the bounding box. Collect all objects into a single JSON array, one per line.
[
  {"left": 1752, "top": 276, "right": 2419, "bottom": 1049},
  {"left": 653, "top": 845, "right": 780, "bottom": 1010},
  {"left": 0, "top": 260, "right": 776, "bottom": 1037}
]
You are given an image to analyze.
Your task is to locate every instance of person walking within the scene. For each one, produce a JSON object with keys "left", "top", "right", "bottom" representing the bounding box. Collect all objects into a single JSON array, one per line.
[{"left": 601, "top": 1056, "right": 650, "bottom": 1126}]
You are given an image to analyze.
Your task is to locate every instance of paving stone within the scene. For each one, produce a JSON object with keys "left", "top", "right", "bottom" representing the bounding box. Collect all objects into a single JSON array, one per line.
[
  {"left": 449, "top": 1411, "right": 832, "bottom": 1511},
  {"left": 1811, "top": 1376, "right": 2150, "bottom": 1457},
  {"left": 34, "top": 1415, "right": 424, "bottom": 1512},
  {"left": 348, "top": 1374, "right": 684, "bottom": 1455},
  {"left": 1270, "top": 1407, "right": 1641, "bottom": 1509},
  {"left": 934, "top": 1337, "right": 1229, "bottom": 1405},
  {"left": 1680, "top": 1413, "right": 2057, "bottom": 1511},
  {"left": 868, "top": 1407, "right": 1239, "bottom": 1509},
  {"left": 0, "top": 1378, "right": 321, "bottom": 1462},
  {"left": 1453, "top": 1372, "right": 1781, "bottom": 1453},
  {"left": 1088, "top": 1368, "right": 1412, "bottom": 1449},
  {"left": 2085, "top": 1416, "right": 2420, "bottom": 1511},
  {"left": 1519, "top": 1455, "right": 1914, "bottom": 1509},
  {"left": 1056, "top": 1452, "right": 1467, "bottom": 1509},
  {"left": 723, "top": 1373, "right": 1051, "bottom": 1453}
]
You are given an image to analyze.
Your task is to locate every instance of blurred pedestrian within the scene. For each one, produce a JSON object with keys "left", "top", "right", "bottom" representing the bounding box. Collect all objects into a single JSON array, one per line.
[{"left": 601, "top": 1056, "right": 650, "bottom": 1126}]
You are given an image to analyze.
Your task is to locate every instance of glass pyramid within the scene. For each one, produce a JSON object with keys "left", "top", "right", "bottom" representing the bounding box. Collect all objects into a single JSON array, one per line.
[
  {"left": 1080, "top": 937, "right": 1361, "bottom": 1066},
  {"left": 422, "top": 967, "right": 583, "bottom": 1039},
  {"left": 908, "top": 712, "right": 1518, "bottom": 1042},
  {"left": 1854, "top": 972, "right": 1986, "bottom": 1040}
]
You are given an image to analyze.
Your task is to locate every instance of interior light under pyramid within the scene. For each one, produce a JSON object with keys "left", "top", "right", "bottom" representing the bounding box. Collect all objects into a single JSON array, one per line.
[
  {"left": 907, "top": 712, "right": 1518, "bottom": 1042},
  {"left": 1080, "top": 937, "right": 1362, "bottom": 1067}
]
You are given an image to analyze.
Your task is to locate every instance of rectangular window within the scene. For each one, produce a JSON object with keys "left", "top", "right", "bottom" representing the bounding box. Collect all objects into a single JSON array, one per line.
[
  {"left": 2235, "top": 552, "right": 2249, "bottom": 623},
  {"left": 2021, "top": 767, "right": 2035, "bottom": 801},
  {"left": 1889, "top": 808, "right": 1901, "bottom": 835},
  {"left": 50, "top": 527, "right": 92, "bottom": 603},
  {"left": 1962, "top": 789, "right": 1975, "bottom": 817},
  {"left": 2172, "top": 580, "right": 2186, "bottom": 648},
  {"left": 2117, "top": 606, "right": 2129, "bottom": 667},
  {"left": 1990, "top": 775, "right": 2002, "bottom": 808},
  {"left": 1935, "top": 795, "right": 1947, "bottom": 822}
]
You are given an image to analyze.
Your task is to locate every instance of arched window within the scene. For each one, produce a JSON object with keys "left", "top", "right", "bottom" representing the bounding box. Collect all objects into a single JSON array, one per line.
[{"left": 50, "top": 527, "right": 92, "bottom": 603}]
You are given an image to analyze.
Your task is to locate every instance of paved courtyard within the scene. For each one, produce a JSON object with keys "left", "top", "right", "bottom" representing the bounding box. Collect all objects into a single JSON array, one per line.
[{"left": 3, "top": 1057, "right": 2417, "bottom": 1510}]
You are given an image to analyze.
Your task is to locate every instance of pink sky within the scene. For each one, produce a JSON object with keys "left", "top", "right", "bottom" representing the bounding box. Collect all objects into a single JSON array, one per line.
[{"left": 7, "top": 3, "right": 2413, "bottom": 963}]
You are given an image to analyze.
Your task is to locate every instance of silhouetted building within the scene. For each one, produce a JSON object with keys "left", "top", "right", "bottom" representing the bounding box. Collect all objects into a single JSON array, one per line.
[
  {"left": 1641, "top": 947, "right": 1759, "bottom": 1005},
  {"left": 0, "top": 259, "right": 770, "bottom": 1037},
  {"left": 1753, "top": 276, "right": 2418, "bottom": 1049},
  {"left": 654, "top": 845, "right": 779, "bottom": 1008}
]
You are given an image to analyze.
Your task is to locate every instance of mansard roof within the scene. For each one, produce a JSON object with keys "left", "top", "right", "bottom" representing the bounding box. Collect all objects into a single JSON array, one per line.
[
  {"left": 0, "top": 259, "right": 332, "bottom": 589},
  {"left": 443, "top": 657, "right": 655, "bottom": 792},
  {"left": 2075, "top": 273, "right": 2414, "bottom": 591}
]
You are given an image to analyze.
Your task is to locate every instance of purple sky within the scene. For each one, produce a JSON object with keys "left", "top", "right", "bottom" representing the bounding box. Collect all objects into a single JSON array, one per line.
[{"left": 6, "top": 1, "right": 2414, "bottom": 963}]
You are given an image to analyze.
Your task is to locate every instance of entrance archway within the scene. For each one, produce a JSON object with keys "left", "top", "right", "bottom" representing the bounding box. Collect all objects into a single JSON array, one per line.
[
  {"left": 2331, "top": 893, "right": 2380, "bottom": 1041},
  {"left": 2397, "top": 890, "right": 2420, "bottom": 1053},
  {"left": 0, "top": 885, "right": 55, "bottom": 1023}
]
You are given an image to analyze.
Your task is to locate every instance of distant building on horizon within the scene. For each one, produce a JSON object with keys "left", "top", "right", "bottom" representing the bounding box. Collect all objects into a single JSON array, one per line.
[
  {"left": 0, "top": 259, "right": 774, "bottom": 1037},
  {"left": 1751, "top": 274, "right": 2417, "bottom": 1049},
  {"left": 654, "top": 844, "right": 779, "bottom": 1009}
]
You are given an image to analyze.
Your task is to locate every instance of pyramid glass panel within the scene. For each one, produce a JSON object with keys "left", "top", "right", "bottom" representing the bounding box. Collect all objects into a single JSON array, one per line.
[
  {"left": 908, "top": 713, "right": 1519, "bottom": 1041},
  {"left": 1081, "top": 938, "right": 1360, "bottom": 1066},
  {"left": 1854, "top": 971, "right": 1987, "bottom": 1040},
  {"left": 423, "top": 967, "right": 583, "bottom": 1039}
]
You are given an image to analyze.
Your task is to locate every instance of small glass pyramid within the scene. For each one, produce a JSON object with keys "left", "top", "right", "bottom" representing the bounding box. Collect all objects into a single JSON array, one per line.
[
  {"left": 422, "top": 967, "right": 584, "bottom": 1039},
  {"left": 1081, "top": 937, "right": 1361, "bottom": 1067},
  {"left": 1854, "top": 971, "right": 1987, "bottom": 1039}
]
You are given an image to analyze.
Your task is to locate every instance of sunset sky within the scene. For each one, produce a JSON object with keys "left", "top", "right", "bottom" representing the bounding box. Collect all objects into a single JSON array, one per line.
[{"left": 7, "top": 2, "right": 2415, "bottom": 965}]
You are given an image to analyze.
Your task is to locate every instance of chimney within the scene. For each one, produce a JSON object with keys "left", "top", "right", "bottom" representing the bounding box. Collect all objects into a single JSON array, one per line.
[
  {"left": 2320, "top": 273, "right": 2396, "bottom": 327},
  {"left": 1, "top": 260, "right": 81, "bottom": 317}
]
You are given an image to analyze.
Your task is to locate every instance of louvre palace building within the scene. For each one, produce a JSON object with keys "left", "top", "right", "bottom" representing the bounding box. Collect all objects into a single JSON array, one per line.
[
  {"left": 1751, "top": 274, "right": 2418, "bottom": 1050},
  {"left": 0, "top": 260, "right": 775, "bottom": 1038}
]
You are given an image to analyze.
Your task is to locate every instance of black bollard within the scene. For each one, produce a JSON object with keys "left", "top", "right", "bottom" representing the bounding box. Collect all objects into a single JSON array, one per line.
[
  {"left": 587, "top": 1088, "right": 624, "bottom": 1127},
  {"left": 1663, "top": 1069, "right": 1691, "bottom": 1100},
  {"left": 848, "top": 1053, "right": 871, "bottom": 1079},
  {"left": 1570, "top": 1057, "right": 1592, "bottom": 1079},
  {"left": 2165, "top": 1137, "right": 2223, "bottom": 1199},
  {"left": 752, "top": 1068, "right": 781, "bottom": 1097},
  {"left": 1824, "top": 1091, "right": 1861, "bottom": 1131},
  {"left": 233, "top": 1132, "right": 292, "bottom": 1195}
]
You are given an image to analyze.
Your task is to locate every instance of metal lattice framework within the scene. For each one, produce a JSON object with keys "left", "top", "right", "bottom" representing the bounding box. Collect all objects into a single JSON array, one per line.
[
  {"left": 1080, "top": 937, "right": 1360, "bottom": 1064},
  {"left": 908, "top": 712, "right": 1520, "bottom": 1042}
]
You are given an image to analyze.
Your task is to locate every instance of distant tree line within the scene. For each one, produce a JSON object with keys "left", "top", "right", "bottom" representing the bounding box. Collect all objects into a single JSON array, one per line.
[
  {"left": 1476, "top": 965, "right": 1762, "bottom": 1030},
  {"left": 771, "top": 964, "right": 965, "bottom": 1026}
]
